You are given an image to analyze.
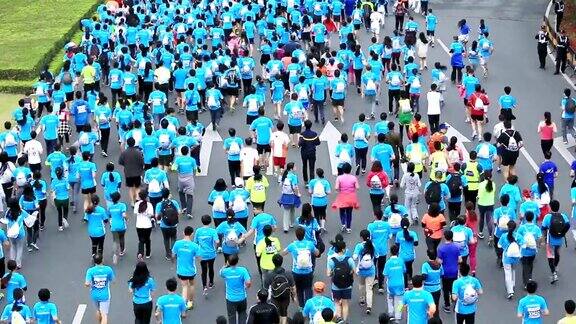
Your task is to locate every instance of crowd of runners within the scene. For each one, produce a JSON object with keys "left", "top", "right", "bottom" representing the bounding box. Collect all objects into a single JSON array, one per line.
[{"left": 0, "top": 0, "right": 575, "bottom": 323}]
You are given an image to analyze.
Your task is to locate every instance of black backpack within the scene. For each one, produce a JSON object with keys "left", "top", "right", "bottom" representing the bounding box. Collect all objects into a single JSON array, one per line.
[
  {"left": 331, "top": 256, "right": 353, "bottom": 289},
  {"left": 425, "top": 182, "right": 442, "bottom": 204},
  {"left": 446, "top": 174, "right": 462, "bottom": 197},
  {"left": 161, "top": 200, "right": 179, "bottom": 226},
  {"left": 565, "top": 97, "right": 576, "bottom": 114},
  {"left": 549, "top": 212, "right": 569, "bottom": 238},
  {"left": 270, "top": 272, "right": 291, "bottom": 299},
  {"left": 98, "top": 50, "right": 110, "bottom": 68}
]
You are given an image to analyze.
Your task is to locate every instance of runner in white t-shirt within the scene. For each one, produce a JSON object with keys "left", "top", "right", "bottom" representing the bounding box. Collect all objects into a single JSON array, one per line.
[
  {"left": 240, "top": 137, "right": 259, "bottom": 179},
  {"left": 271, "top": 121, "right": 290, "bottom": 182}
]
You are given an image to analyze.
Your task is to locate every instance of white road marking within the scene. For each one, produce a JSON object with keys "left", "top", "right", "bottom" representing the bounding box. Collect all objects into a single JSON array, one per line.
[
  {"left": 198, "top": 123, "right": 223, "bottom": 177},
  {"left": 437, "top": 38, "right": 451, "bottom": 55},
  {"left": 545, "top": 0, "right": 576, "bottom": 90},
  {"left": 520, "top": 147, "right": 539, "bottom": 172},
  {"left": 319, "top": 121, "right": 342, "bottom": 175},
  {"left": 72, "top": 304, "right": 87, "bottom": 324},
  {"left": 553, "top": 136, "right": 576, "bottom": 166}
]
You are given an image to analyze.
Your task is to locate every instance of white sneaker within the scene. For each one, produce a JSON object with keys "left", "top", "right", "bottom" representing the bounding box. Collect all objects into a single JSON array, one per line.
[{"left": 62, "top": 218, "right": 69, "bottom": 228}]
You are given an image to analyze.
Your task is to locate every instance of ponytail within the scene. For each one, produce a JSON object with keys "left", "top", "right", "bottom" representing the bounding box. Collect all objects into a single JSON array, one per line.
[
  {"left": 109, "top": 171, "right": 115, "bottom": 182},
  {"left": 281, "top": 162, "right": 294, "bottom": 183},
  {"left": 363, "top": 238, "right": 375, "bottom": 257},
  {"left": 403, "top": 227, "right": 414, "bottom": 242}
]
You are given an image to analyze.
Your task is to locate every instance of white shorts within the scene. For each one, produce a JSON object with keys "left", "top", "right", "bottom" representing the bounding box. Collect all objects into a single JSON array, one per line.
[{"left": 94, "top": 300, "right": 111, "bottom": 314}]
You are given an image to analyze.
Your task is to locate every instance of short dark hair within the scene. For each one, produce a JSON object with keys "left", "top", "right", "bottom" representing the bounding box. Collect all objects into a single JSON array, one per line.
[
  {"left": 565, "top": 300, "right": 576, "bottom": 315},
  {"left": 166, "top": 278, "right": 178, "bottom": 292},
  {"left": 38, "top": 288, "right": 51, "bottom": 301},
  {"left": 526, "top": 280, "right": 538, "bottom": 294}
]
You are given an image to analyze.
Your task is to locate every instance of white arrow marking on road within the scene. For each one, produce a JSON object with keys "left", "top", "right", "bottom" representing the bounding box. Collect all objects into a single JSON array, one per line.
[
  {"left": 198, "top": 123, "right": 223, "bottom": 177},
  {"left": 445, "top": 123, "right": 471, "bottom": 162},
  {"left": 72, "top": 304, "right": 87, "bottom": 324},
  {"left": 553, "top": 136, "right": 575, "bottom": 166},
  {"left": 319, "top": 121, "right": 342, "bottom": 175}
]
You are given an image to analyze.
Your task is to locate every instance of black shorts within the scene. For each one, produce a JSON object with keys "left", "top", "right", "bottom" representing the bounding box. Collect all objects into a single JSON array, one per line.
[
  {"left": 126, "top": 176, "right": 142, "bottom": 188},
  {"left": 501, "top": 151, "right": 519, "bottom": 166},
  {"left": 301, "top": 32, "right": 311, "bottom": 42},
  {"left": 175, "top": 88, "right": 185, "bottom": 93},
  {"left": 471, "top": 115, "right": 484, "bottom": 122},
  {"left": 332, "top": 288, "right": 352, "bottom": 300},
  {"left": 288, "top": 125, "right": 302, "bottom": 134},
  {"left": 186, "top": 110, "right": 199, "bottom": 122},
  {"left": 426, "top": 30, "right": 435, "bottom": 36},
  {"left": 82, "top": 187, "right": 96, "bottom": 194},
  {"left": 158, "top": 154, "right": 173, "bottom": 166},
  {"left": 332, "top": 98, "right": 344, "bottom": 107},
  {"left": 246, "top": 114, "right": 258, "bottom": 125},
  {"left": 223, "top": 88, "right": 239, "bottom": 97},
  {"left": 65, "top": 91, "right": 74, "bottom": 101},
  {"left": 272, "top": 296, "right": 290, "bottom": 317},
  {"left": 256, "top": 144, "right": 271, "bottom": 154},
  {"left": 354, "top": 24, "right": 361, "bottom": 30},
  {"left": 177, "top": 274, "right": 196, "bottom": 281}
]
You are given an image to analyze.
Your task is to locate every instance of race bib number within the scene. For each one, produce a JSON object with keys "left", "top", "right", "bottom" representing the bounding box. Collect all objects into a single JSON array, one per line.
[{"left": 93, "top": 275, "right": 108, "bottom": 289}]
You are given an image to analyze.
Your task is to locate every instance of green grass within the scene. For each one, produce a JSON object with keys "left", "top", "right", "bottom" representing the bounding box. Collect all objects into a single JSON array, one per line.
[
  {"left": 0, "top": 94, "right": 21, "bottom": 122},
  {"left": 0, "top": 0, "right": 97, "bottom": 70}
]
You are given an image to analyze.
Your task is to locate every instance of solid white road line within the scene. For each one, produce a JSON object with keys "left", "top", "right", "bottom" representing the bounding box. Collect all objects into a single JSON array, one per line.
[
  {"left": 553, "top": 136, "right": 575, "bottom": 166},
  {"left": 520, "top": 147, "right": 540, "bottom": 172},
  {"left": 436, "top": 38, "right": 451, "bottom": 55},
  {"left": 545, "top": 0, "right": 576, "bottom": 90},
  {"left": 72, "top": 304, "right": 87, "bottom": 324},
  {"left": 198, "top": 123, "right": 223, "bottom": 177}
]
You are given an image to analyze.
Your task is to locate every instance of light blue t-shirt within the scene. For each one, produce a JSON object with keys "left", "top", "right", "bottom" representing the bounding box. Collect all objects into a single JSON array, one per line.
[
  {"left": 193, "top": 227, "right": 218, "bottom": 260},
  {"left": 452, "top": 224, "right": 474, "bottom": 257},
  {"left": 517, "top": 223, "right": 542, "bottom": 257},
  {"left": 302, "top": 295, "right": 335, "bottom": 321},
  {"left": 541, "top": 212, "right": 570, "bottom": 246},
  {"left": 395, "top": 230, "right": 418, "bottom": 261},
  {"left": 452, "top": 276, "right": 482, "bottom": 315},
  {"left": 351, "top": 122, "right": 371, "bottom": 149},
  {"left": 108, "top": 202, "right": 127, "bottom": 232},
  {"left": 371, "top": 143, "right": 395, "bottom": 175},
  {"left": 367, "top": 220, "right": 391, "bottom": 257},
  {"left": 219, "top": 266, "right": 251, "bottom": 302},
  {"left": 224, "top": 137, "right": 244, "bottom": 161},
  {"left": 77, "top": 160, "right": 97, "bottom": 189},
  {"left": 517, "top": 294, "right": 548, "bottom": 324},
  {"left": 85, "top": 265, "right": 115, "bottom": 302},
  {"left": 250, "top": 213, "right": 277, "bottom": 244},
  {"left": 353, "top": 243, "right": 375, "bottom": 277},
  {"left": 286, "top": 240, "right": 316, "bottom": 274},
  {"left": 32, "top": 301, "right": 58, "bottom": 324},
  {"left": 129, "top": 277, "right": 156, "bottom": 305},
  {"left": 156, "top": 294, "right": 186, "bottom": 324},
  {"left": 216, "top": 221, "right": 247, "bottom": 255},
  {"left": 250, "top": 117, "right": 274, "bottom": 145},
  {"left": 383, "top": 256, "right": 406, "bottom": 295},
  {"left": 1, "top": 303, "right": 31, "bottom": 322},
  {"left": 84, "top": 206, "right": 108, "bottom": 237},
  {"left": 402, "top": 289, "right": 435, "bottom": 324},
  {"left": 308, "top": 178, "right": 331, "bottom": 206},
  {"left": 2, "top": 272, "right": 27, "bottom": 304},
  {"left": 172, "top": 239, "right": 200, "bottom": 276},
  {"left": 421, "top": 261, "right": 443, "bottom": 292}
]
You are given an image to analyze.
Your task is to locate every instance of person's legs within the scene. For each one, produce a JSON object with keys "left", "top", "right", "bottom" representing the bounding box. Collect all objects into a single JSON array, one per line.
[
  {"left": 442, "top": 277, "right": 454, "bottom": 307},
  {"left": 503, "top": 263, "right": 514, "bottom": 294},
  {"left": 364, "top": 276, "right": 374, "bottom": 308},
  {"left": 282, "top": 208, "right": 292, "bottom": 232},
  {"left": 161, "top": 228, "right": 173, "bottom": 259},
  {"left": 226, "top": 300, "right": 238, "bottom": 324},
  {"left": 345, "top": 207, "right": 353, "bottom": 230},
  {"left": 376, "top": 255, "right": 386, "bottom": 289},
  {"left": 293, "top": 273, "right": 305, "bottom": 307},
  {"left": 301, "top": 155, "right": 310, "bottom": 183},
  {"left": 236, "top": 299, "right": 247, "bottom": 324}
]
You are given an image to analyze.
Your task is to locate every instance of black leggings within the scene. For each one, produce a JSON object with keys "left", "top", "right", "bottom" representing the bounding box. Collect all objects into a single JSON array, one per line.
[
  {"left": 90, "top": 235, "right": 105, "bottom": 256},
  {"left": 376, "top": 256, "right": 386, "bottom": 289},
  {"left": 54, "top": 198, "right": 69, "bottom": 227},
  {"left": 404, "top": 260, "right": 414, "bottom": 287},
  {"left": 355, "top": 147, "right": 368, "bottom": 171},
  {"left": 133, "top": 301, "right": 153, "bottom": 324},
  {"left": 136, "top": 228, "right": 152, "bottom": 257},
  {"left": 442, "top": 277, "right": 456, "bottom": 307},
  {"left": 548, "top": 244, "right": 561, "bottom": 273},
  {"left": 451, "top": 67, "right": 463, "bottom": 84},
  {"left": 38, "top": 199, "right": 47, "bottom": 227},
  {"left": 200, "top": 258, "right": 216, "bottom": 288},
  {"left": 369, "top": 193, "right": 385, "bottom": 214},
  {"left": 228, "top": 160, "right": 241, "bottom": 185},
  {"left": 100, "top": 128, "right": 110, "bottom": 154},
  {"left": 388, "top": 89, "right": 400, "bottom": 113}
]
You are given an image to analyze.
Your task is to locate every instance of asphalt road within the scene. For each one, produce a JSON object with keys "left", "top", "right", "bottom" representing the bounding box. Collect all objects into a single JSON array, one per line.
[{"left": 10, "top": 0, "right": 576, "bottom": 323}]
